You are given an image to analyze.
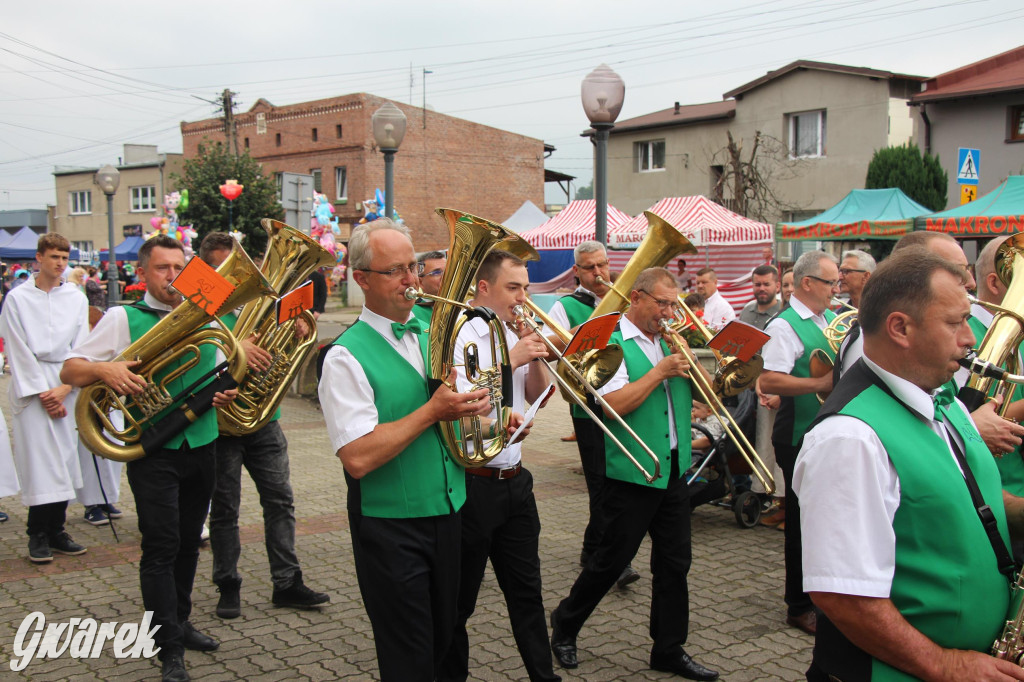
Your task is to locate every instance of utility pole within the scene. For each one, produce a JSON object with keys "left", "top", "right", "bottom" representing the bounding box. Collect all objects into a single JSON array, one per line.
[
  {"left": 422, "top": 69, "right": 432, "bottom": 129},
  {"left": 221, "top": 89, "right": 239, "bottom": 157}
]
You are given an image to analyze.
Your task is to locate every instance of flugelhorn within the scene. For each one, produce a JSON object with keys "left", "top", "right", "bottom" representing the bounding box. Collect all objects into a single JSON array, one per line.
[
  {"left": 76, "top": 242, "right": 274, "bottom": 462},
  {"left": 659, "top": 319, "right": 775, "bottom": 494},
  {"left": 218, "top": 219, "right": 335, "bottom": 436}
]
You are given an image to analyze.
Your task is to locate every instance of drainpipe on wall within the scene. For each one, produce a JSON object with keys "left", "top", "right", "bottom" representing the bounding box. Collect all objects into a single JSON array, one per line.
[{"left": 920, "top": 104, "right": 931, "bottom": 155}]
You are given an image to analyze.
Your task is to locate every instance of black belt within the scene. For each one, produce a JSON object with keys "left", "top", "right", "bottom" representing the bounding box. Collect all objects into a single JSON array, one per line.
[{"left": 465, "top": 463, "right": 522, "bottom": 480}]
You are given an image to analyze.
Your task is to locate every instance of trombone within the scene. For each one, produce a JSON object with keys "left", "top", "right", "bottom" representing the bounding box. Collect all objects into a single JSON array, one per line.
[
  {"left": 659, "top": 319, "right": 776, "bottom": 495},
  {"left": 513, "top": 304, "right": 661, "bottom": 483}
]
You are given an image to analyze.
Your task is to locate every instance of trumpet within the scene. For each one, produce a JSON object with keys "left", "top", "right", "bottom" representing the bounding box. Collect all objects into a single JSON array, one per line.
[
  {"left": 512, "top": 304, "right": 661, "bottom": 483},
  {"left": 659, "top": 319, "right": 775, "bottom": 495}
]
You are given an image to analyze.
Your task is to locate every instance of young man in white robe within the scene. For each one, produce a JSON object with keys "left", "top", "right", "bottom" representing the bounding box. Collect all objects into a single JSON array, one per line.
[{"left": 0, "top": 233, "right": 91, "bottom": 562}]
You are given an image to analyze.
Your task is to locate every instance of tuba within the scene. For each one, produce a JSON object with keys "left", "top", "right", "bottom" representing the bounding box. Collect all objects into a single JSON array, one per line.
[
  {"left": 218, "top": 219, "right": 335, "bottom": 436},
  {"left": 75, "top": 241, "right": 273, "bottom": 462},
  {"left": 406, "top": 208, "right": 517, "bottom": 468}
]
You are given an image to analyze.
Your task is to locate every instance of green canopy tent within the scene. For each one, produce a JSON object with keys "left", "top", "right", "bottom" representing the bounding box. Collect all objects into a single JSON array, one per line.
[
  {"left": 915, "top": 175, "right": 1024, "bottom": 237},
  {"left": 776, "top": 188, "right": 932, "bottom": 241}
]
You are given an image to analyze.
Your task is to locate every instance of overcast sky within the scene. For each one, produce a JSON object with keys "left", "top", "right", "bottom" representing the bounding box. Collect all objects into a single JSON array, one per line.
[{"left": 1, "top": 0, "right": 1021, "bottom": 214}]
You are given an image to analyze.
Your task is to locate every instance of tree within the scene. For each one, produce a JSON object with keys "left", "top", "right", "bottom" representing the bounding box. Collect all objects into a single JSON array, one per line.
[
  {"left": 174, "top": 142, "right": 284, "bottom": 254},
  {"left": 865, "top": 143, "right": 947, "bottom": 211},
  {"left": 574, "top": 180, "right": 593, "bottom": 200},
  {"left": 708, "top": 131, "right": 805, "bottom": 222}
]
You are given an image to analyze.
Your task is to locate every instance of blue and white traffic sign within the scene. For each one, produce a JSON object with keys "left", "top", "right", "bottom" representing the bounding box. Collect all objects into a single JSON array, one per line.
[{"left": 957, "top": 148, "right": 980, "bottom": 186}]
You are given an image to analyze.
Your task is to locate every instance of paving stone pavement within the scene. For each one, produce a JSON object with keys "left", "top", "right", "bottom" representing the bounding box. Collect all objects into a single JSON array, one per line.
[{"left": 0, "top": 304, "right": 812, "bottom": 681}]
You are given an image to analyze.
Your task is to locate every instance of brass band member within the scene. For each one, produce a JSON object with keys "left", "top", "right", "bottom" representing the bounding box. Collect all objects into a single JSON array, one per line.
[
  {"left": 542, "top": 240, "right": 640, "bottom": 588},
  {"left": 438, "top": 250, "right": 555, "bottom": 682},
  {"left": 837, "top": 249, "right": 875, "bottom": 309},
  {"left": 411, "top": 249, "right": 446, "bottom": 325},
  {"left": 795, "top": 248, "right": 1024, "bottom": 682},
  {"left": 550, "top": 267, "right": 719, "bottom": 681},
  {"left": 61, "top": 236, "right": 238, "bottom": 682},
  {"left": 198, "top": 233, "right": 329, "bottom": 620},
  {"left": 319, "top": 220, "right": 503, "bottom": 682}
]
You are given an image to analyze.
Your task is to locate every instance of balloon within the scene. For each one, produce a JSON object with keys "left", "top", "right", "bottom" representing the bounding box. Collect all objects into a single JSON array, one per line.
[
  {"left": 150, "top": 217, "right": 164, "bottom": 230},
  {"left": 179, "top": 189, "right": 189, "bottom": 211}
]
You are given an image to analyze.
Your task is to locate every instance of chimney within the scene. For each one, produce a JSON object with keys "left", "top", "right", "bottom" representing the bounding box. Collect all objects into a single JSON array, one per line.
[{"left": 674, "top": 102, "right": 680, "bottom": 115}]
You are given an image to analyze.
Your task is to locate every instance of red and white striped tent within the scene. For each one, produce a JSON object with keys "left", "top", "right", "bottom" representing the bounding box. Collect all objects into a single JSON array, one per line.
[
  {"left": 520, "top": 200, "right": 632, "bottom": 250},
  {"left": 612, "top": 197, "right": 773, "bottom": 311}
]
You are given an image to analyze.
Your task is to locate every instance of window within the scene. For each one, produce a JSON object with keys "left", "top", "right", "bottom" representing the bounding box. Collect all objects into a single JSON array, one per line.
[
  {"left": 244, "top": 137, "right": 250, "bottom": 149},
  {"left": 336, "top": 124, "right": 343, "bottom": 138},
  {"left": 69, "top": 190, "right": 91, "bottom": 215},
  {"left": 256, "top": 112, "right": 267, "bottom": 135},
  {"left": 130, "top": 186, "right": 157, "bottom": 212},
  {"left": 275, "top": 133, "right": 281, "bottom": 147},
  {"left": 72, "top": 240, "right": 93, "bottom": 254},
  {"left": 788, "top": 110, "right": 827, "bottom": 158},
  {"left": 635, "top": 140, "right": 666, "bottom": 172},
  {"left": 335, "top": 166, "right": 348, "bottom": 200},
  {"left": 275, "top": 173, "right": 284, "bottom": 200},
  {"left": 312, "top": 127, "right": 318, "bottom": 142},
  {"left": 1010, "top": 105, "right": 1024, "bottom": 142},
  {"left": 311, "top": 169, "right": 322, "bottom": 192}
]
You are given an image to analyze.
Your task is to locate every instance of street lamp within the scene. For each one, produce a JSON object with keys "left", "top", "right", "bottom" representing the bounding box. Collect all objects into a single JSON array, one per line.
[
  {"left": 371, "top": 101, "right": 408, "bottom": 221},
  {"left": 581, "top": 64, "right": 625, "bottom": 245},
  {"left": 95, "top": 164, "right": 120, "bottom": 307}
]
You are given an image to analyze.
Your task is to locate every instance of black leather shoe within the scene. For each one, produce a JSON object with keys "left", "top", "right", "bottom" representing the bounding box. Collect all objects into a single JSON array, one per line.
[
  {"left": 786, "top": 609, "right": 817, "bottom": 635},
  {"left": 616, "top": 565, "right": 640, "bottom": 589},
  {"left": 181, "top": 622, "right": 218, "bottom": 652},
  {"left": 49, "top": 531, "right": 86, "bottom": 556},
  {"left": 549, "top": 610, "right": 578, "bottom": 669},
  {"left": 28, "top": 532, "right": 52, "bottom": 563},
  {"left": 216, "top": 578, "right": 242, "bottom": 619},
  {"left": 272, "top": 571, "right": 330, "bottom": 609},
  {"left": 161, "top": 653, "right": 190, "bottom": 682},
  {"left": 650, "top": 650, "right": 719, "bottom": 680}
]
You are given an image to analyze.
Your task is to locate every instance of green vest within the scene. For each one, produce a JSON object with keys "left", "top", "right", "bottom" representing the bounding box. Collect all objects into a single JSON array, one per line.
[
  {"left": 776, "top": 306, "right": 836, "bottom": 446},
  {"left": 220, "top": 310, "right": 280, "bottom": 424},
  {"left": 560, "top": 293, "right": 597, "bottom": 419},
  {"left": 966, "top": 314, "right": 1024, "bottom": 496},
  {"left": 125, "top": 304, "right": 219, "bottom": 450},
  {"left": 334, "top": 320, "right": 465, "bottom": 518},
  {"left": 835, "top": 384, "right": 1010, "bottom": 681},
  {"left": 602, "top": 330, "right": 692, "bottom": 488},
  {"left": 410, "top": 302, "right": 433, "bottom": 326}
]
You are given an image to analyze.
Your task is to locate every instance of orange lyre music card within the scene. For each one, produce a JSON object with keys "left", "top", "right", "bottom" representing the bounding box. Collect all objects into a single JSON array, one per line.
[
  {"left": 170, "top": 257, "right": 235, "bottom": 315},
  {"left": 564, "top": 313, "right": 621, "bottom": 356},
  {"left": 276, "top": 281, "right": 314, "bottom": 325},
  {"left": 707, "top": 320, "right": 770, "bottom": 362}
]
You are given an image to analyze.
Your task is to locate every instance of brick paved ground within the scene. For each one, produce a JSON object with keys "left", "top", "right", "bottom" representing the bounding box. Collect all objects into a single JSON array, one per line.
[{"left": 0, "top": 304, "right": 812, "bottom": 681}]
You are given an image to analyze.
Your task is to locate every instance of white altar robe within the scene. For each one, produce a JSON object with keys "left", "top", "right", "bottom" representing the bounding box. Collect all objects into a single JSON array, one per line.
[
  {"left": 0, "top": 275, "right": 89, "bottom": 506},
  {"left": 0, "top": 405, "right": 19, "bottom": 499}
]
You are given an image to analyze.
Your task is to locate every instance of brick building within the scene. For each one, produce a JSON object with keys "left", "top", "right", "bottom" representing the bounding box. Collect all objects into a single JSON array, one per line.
[{"left": 180, "top": 93, "right": 546, "bottom": 250}]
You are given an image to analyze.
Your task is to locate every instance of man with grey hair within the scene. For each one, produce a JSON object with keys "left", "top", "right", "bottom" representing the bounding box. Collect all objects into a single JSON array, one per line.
[
  {"left": 319, "top": 219, "right": 511, "bottom": 681},
  {"left": 838, "top": 249, "right": 875, "bottom": 309},
  {"left": 758, "top": 250, "right": 840, "bottom": 636},
  {"left": 541, "top": 240, "right": 640, "bottom": 589}
]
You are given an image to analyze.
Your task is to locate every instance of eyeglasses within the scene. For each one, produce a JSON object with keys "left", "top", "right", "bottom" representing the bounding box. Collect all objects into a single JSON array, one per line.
[
  {"left": 638, "top": 289, "right": 676, "bottom": 309},
  {"left": 807, "top": 275, "right": 840, "bottom": 288},
  {"left": 422, "top": 268, "right": 444, "bottom": 278},
  {"left": 359, "top": 262, "right": 424, "bottom": 278},
  {"left": 576, "top": 261, "right": 610, "bottom": 271},
  {"left": 838, "top": 268, "right": 867, "bottom": 276}
]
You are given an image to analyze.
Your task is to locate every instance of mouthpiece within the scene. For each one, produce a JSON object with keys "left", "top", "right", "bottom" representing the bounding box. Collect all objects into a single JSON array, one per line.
[
  {"left": 404, "top": 287, "right": 420, "bottom": 301},
  {"left": 959, "top": 352, "right": 1010, "bottom": 381}
]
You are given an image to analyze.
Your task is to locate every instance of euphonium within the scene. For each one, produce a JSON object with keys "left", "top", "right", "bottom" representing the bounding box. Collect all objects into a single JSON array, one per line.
[
  {"left": 217, "top": 219, "right": 335, "bottom": 436},
  {"left": 411, "top": 208, "right": 518, "bottom": 468},
  {"left": 76, "top": 241, "right": 274, "bottom": 462}
]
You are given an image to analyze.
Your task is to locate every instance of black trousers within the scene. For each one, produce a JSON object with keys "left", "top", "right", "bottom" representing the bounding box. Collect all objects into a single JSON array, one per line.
[
  {"left": 438, "top": 468, "right": 558, "bottom": 682},
  {"left": 573, "top": 416, "right": 606, "bottom": 559},
  {"left": 774, "top": 441, "right": 814, "bottom": 616},
  {"left": 126, "top": 441, "right": 216, "bottom": 659},
  {"left": 553, "top": 459, "right": 692, "bottom": 656},
  {"left": 26, "top": 500, "right": 68, "bottom": 537},
  {"left": 349, "top": 510, "right": 461, "bottom": 682}
]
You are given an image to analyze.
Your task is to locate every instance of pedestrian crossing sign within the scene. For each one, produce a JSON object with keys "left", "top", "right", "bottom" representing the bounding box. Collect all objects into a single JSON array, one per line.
[{"left": 957, "top": 148, "right": 980, "bottom": 185}]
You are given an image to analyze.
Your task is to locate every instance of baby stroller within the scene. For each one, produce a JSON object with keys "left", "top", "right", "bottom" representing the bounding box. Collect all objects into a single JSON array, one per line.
[{"left": 686, "top": 390, "right": 765, "bottom": 528}]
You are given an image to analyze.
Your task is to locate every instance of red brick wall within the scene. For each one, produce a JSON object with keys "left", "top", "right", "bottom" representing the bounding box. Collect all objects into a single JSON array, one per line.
[{"left": 181, "top": 93, "right": 544, "bottom": 251}]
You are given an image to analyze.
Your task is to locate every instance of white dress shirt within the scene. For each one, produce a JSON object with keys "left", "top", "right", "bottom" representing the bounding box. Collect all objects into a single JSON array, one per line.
[
  {"left": 599, "top": 315, "right": 679, "bottom": 450},
  {"left": 68, "top": 292, "right": 172, "bottom": 363},
  {"left": 453, "top": 316, "right": 527, "bottom": 469},
  {"left": 762, "top": 295, "right": 829, "bottom": 375},
  {"left": 794, "top": 355, "right": 974, "bottom": 598},
  {"left": 702, "top": 290, "right": 736, "bottom": 332},
  {"left": 319, "top": 306, "right": 426, "bottom": 454},
  {"left": 540, "top": 286, "right": 602, "bottom": 339}
]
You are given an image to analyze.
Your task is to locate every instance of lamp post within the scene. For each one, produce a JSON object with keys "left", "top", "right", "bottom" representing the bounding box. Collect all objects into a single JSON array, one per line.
[
  {"left": 581, "top": 64, "right": 625, "bottom": 246},
  {"left": 95, "top": 164, "right": 121, "bottom": 307},
  {"left": 371, "top": 102, "right": 408, "bottom": 221},
  {"left": 219, "top": 179, "right": 244, "bottom": 232}
]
